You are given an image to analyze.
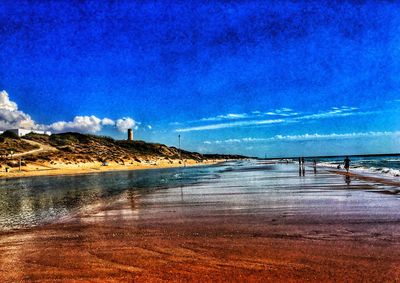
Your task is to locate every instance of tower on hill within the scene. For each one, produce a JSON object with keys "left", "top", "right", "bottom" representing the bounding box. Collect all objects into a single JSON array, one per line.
[{"left": 127, "top": 128, "right": 133, "bottom": 141}]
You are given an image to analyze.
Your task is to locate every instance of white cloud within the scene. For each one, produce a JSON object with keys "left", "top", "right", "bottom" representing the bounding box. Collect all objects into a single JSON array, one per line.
[
  {"left": 296, "top": 106, "right": 359, "bottom": 120},
  {"left": 49, "top": 115, "right": 103, "bottom": 133},
  {"left": 101, "top": 118, "right": 115, "bottom": 126},
  {"left": 116, "top": 117, "right": 138, "bottom": 132},
  {"left": 271, "top": 131, "right": 399, "bottom": 141},
  {"left": 176, "top": 119, "right": 284, "bottom": 132},
  {"left": 0, "top": 90, "right": 139, "bottom": 134},
  {"left": 203, "top": 131, "right": 400, "bottom": 144},
  {"left": 0, "top": 90, "right": 37, "bottom": 130},
  {"left": 177, "top": 105, "right": 372, "bottom": 132},
  {"left": 147, "top": 125, "right": 152, "bottom": 130},
  {"left": 200, "top": 108, "right": 298, "bottom": 122},
  {"left": 200, "top": 113, "right": 248, "bottom": 122},
  {"left": 265, "top": 108, "right": 298, "bottom": 117},
  {"left": 51, "top": 116, "right": 138, "bottom": 134},
  {"left": 0, "top": 91, "right": 18, "bottom": 111}
]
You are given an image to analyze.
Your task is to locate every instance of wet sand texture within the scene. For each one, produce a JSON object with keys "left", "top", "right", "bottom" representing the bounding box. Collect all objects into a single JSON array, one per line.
[{"left": 1, "top": 162, "right": 400, "bottom": 282}]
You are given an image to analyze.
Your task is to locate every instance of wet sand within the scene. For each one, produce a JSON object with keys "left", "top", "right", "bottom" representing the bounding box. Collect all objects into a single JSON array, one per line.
[{"left": 1, "top": 162, "right": 400, "bottom": 282}]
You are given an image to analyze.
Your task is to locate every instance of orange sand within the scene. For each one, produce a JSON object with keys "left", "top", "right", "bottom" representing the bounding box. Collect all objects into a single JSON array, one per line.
[
  {"left": 0, "top": 158, "right": 224, "bottom": 179},
  {"left": 1, "top": 165, "right": 400, "bottom": 282}
]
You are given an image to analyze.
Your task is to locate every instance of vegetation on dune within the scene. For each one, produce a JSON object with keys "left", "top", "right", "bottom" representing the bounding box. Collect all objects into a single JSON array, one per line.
[
  {"left": 1, "top": 130, "right": 20, "bottom": 140},
  {"left": 2, "top": 132, "right": 247, "bottom": 166},
  {"left": 0, "top": 132, "right": 39, "bottom": 155}
]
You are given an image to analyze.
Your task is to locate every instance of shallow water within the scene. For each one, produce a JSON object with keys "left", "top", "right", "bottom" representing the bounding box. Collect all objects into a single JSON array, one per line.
[
  {"left": 0, "top": 160, "right": 398, "bottom": 231},
  {"left": 0, "top": 164, "right": 222, "bottom": 231},
  {"left": 1, "top": 160, "right": 400, "bottom": 282},
  {"left": 319, "top": 155, "right": 400, "bottom": 178}
]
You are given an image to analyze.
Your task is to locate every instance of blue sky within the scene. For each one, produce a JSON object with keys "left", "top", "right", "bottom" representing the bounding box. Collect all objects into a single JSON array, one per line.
[{"left": 0, "top": 0, "right": 399, "bottom": 157}]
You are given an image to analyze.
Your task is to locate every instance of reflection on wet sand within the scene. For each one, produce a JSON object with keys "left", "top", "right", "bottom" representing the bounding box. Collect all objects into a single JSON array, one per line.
[
  {"left": 1, "top": 161, "right": 400, "bottom": 282},
  {"left": 0, "top": 167, "right": 212, "bottom": 231},
  {"left": 345, "top": 174, "right": 351, "bottom": 185}
]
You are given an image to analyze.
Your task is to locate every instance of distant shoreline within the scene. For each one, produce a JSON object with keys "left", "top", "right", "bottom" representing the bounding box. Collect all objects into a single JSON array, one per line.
[
  {"left": 0, "top": 159, "right": 228, "bottom": 180},
  {"left": 264, "top": 152, "right": 400, "bottom": 160},
  {"left": 0, "top": 132, "right": 249, "bottom": 180}
]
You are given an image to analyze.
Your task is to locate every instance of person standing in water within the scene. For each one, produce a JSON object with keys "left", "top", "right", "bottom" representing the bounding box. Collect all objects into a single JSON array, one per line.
[
  {"left": 344, "top": 156, "right": 351, "bottom": 173},
  {"left": 298, "top": 157, "right": 302, "bottom": 176}
]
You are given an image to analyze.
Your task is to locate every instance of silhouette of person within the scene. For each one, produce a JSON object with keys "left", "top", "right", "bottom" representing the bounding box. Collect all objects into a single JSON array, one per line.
[
  {"left": 299, "top": 157, "right": 304, "bottom": 177},
  {"left": 313, "top": 159, "right": 317, "bottom": 174},
  {"left": 344, "top": 156, "right": 351, "bottom": 173}
]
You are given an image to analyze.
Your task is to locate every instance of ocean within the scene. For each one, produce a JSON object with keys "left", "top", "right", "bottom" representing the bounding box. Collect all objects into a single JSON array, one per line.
[
  {"left": 316, "top": 155, "right": 400, "bottom": 178},
  {"left": 0, "top": 159, "right": 399, "bottom": 232},
  {"left": 0, "top": 165, "right": 222, "bottom": 231}
]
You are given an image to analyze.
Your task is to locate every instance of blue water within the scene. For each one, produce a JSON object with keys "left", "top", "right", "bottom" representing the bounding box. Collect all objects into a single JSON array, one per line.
[
  {"left": 0, "top": 159, "right": 398, "bottom": 232},
  {"left": 0, "top": 164, "right": 224, "bottom": 231},
  {"left": 316, "top": 155, "right": 400, "bottom": 177}
]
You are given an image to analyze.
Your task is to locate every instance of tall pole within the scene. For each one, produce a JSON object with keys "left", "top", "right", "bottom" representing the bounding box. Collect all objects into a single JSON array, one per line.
[{"left": 178, "top": 134, "right": 181, "bottom": 161}]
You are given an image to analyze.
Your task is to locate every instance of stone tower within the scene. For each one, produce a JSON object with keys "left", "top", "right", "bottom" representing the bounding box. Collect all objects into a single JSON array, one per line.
[{"left": 127, "top": 128, "right": 133, "bottom": 141}]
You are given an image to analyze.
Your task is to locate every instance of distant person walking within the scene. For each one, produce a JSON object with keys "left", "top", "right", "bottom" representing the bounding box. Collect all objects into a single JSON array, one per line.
[
  {"left": 313, "top": 159, "right": 317, "bottom": 174},
  {"left": 344, "top": 156, "right": 351, "bottom": 173},
  {"left": 298, "top": 157, "right": 303, "bottom": 176}
]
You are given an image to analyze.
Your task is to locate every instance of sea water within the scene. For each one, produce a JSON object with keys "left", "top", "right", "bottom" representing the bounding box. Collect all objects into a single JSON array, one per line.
[
  {"left": 0, "top": 165, "right": 222, "bottom": 231},
  {"left": 317, "top": 155, "right": 400, "bottom": 178},
  {"left": 0, "top": 160, "right": 397, "bottom": 232}
]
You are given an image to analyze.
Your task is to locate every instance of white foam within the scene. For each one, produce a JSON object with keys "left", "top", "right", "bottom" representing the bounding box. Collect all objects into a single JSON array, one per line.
[{"left": 319, "top": 162, "right": 400, "bottom": 180}]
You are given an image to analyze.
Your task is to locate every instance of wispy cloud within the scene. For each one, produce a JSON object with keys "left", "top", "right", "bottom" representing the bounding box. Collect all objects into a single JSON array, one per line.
[
  {"left": 295, "top": 106, "right": 359, "bottom": 120},
  {"left": 176, "top": 119, "right": 284, "bottom": 132},
  {"left": 204, "top": 131, "right": 400, "bottom": 144},
  {"left": 175, "top": 105, "right": 369, "bottom": 132},
  {"left": 198, "top": 108, "right": 298, "bottom": 123},
  {"left": 200, "top": 113, "right": 248, "bottom": 122},
  {"left": 265, "top": 108, "right": 299, "bottom": 117}
]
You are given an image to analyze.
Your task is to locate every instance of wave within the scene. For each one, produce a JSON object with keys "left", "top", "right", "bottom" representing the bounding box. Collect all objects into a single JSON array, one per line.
[{"left": 319, "top": 161, "right": 400, "bottom": 179}]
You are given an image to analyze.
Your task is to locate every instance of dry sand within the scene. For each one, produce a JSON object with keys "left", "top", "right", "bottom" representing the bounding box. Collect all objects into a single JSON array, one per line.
[
  {"left": 0, "top": 158, "right": 223, "bottom": 179},
  {"left": 1, "top": 162, "right": 400, "bottom": 282}
]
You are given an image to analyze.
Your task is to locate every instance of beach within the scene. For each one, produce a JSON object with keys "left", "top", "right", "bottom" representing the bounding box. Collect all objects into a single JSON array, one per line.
[
  {"left": 1, "top": 160, "right": 400, "bottom": 282},
  {"left": 0, "top": 158, "right": 223, "bottom": 179}
]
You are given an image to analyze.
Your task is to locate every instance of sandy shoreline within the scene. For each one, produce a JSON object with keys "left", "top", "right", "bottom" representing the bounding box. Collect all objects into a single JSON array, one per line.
[
  {"left": 1, "top": 161, "right": 400, "bottom": 282},
  {"left": 0, "top": 158, "right": 227, "bottom": 180}
]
